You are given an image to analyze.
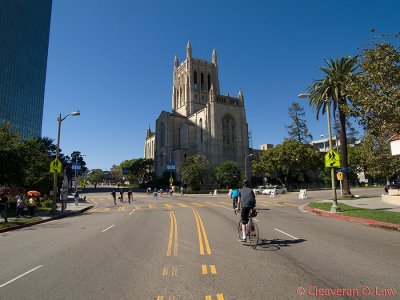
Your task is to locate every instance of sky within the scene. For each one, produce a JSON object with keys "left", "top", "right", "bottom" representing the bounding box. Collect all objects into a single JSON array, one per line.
[{"left": 42, "top": 0, "right": 400, "bottom": 170}]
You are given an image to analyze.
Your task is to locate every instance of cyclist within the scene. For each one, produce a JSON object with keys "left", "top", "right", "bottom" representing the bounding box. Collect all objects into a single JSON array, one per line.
[
  {"left": 235, "top": 180, "right": 256, "bottom": 242},
  {"left": 231, "top": 187, "right": 239, "bottom": 209}
]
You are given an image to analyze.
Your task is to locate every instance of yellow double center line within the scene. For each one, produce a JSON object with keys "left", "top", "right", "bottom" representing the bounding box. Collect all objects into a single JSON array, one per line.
[
  {"left": 166, "top": 210, "right": 178, "bottom": 257},
  {"left": 192, "top": 208, "right": 211, "bottom": 255}
]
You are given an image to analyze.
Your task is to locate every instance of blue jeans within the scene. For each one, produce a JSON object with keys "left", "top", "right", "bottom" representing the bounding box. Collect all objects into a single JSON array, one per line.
[{"left": 232, "top": 197, "right": 238, "bottom": 209}]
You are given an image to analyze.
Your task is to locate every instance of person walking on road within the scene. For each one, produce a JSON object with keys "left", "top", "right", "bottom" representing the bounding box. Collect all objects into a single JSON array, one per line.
[
  {"left": 16, "top": 195, "right": 25, "bottom": 217},
  {"left": 111, "top": 190, "right": 117, "bottom": 205},
  {"left": 127, "top": 190, "right": 132, "bottom": 204},
  {"left": 28, "top": 197, "right": 37, "bottom": 217},
  {"left": 0, "top": 193, "right": 8, "bottom": 223},
  {"left": 119, "top": 190, "right": 124, "bottom": 203},
  {"left": 74, "top": 191, "right": 79, "bottom": 206}
]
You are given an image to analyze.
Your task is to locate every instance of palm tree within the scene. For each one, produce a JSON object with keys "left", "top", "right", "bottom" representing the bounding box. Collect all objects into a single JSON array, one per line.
[{"left": 306, "top": 56, "right": 358, "bottom": 195}]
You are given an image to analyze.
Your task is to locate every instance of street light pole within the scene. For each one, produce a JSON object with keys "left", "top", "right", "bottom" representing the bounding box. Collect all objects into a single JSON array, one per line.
[
  {"left": 244, "top": 153, "right": 253, "bottom": 180},
  {"left": 298, "top": 93, "right": 340, "bottom": 213},
  {"left": 52, "top": 111, "right": 80, "bottom": 214},
  {"left": 325, "top": 96, "right": 340, "bottom": 212}
]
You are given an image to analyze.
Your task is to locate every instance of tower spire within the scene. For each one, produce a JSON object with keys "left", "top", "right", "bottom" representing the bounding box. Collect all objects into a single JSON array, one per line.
[
  {"left": 186, "top": 40, "right": 192, "bottom": 59},
  {"left": 174, "top": 55, "right": 179, "bottom": 69},
  {"left": 212, "top": 48, "right": 217, "bottom": 65},
  {"left": 238, "top": 88, "right": 243, "bottom": 99}
]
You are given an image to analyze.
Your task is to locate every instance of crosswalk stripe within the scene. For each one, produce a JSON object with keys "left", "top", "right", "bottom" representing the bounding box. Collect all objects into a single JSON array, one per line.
[
  {"left": 176, "top": 203, "right": 188, "bottom": 207},
  {"left": 192, "top": 203, "right": 205, "bottom": 207}
]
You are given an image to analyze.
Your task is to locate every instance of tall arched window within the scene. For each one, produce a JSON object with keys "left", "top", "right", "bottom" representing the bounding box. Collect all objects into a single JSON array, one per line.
[
  {"left": 160, "top": 122, "right": 165, "bottom": 147},
  {"left": 180, "top": 86, "right": 183, "bottom": 106},
  {"left": 222, "top": 115, "right": 236, "bottom": 152},
  {"left": 194, "top": 71, "right": 198, "bottom": 89},
  {"left": 200, "top": 118, "right": 203, "bottom": 142},
  {"left": 207, "top": 74, "right": 211, "bottom": 91},
  {"left": 201, "top": 73, "right": 204, "bottom": 90}
]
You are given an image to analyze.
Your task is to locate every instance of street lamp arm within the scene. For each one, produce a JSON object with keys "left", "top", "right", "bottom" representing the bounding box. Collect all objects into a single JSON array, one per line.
[{"left": 58, "top": 110, "right": 80, "bottom": 123}]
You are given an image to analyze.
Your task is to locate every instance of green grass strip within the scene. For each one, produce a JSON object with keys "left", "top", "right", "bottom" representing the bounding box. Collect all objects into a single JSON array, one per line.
[
  {"left": 0, "top": 217, "right": 42, "bottom": 229},
  {"left": 309, "top": 202, "right": 400, "bottom": 224}
]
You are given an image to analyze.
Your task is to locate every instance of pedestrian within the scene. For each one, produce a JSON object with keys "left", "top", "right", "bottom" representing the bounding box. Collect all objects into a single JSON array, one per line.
[
  {"left": 127, "top": 189, "right": 132, "bottom": 204},
  {"left": 180, "top": 186, "right": 184, "bottom": 196},
  {"left": 74, "top": 191, "right": 79, "bottom": 206},
  {"left": 16, "top": 195, "right": 25, "bottom": 217},
  {"left": 153, "top": 187, "right": 158, "bottom": 200},
  {"left": 119, "top": 190, "right": 124, "bottom": 203},
  {"left": 111, "top": 190, "right": 116, "bottom": 205},
  {"left": 231, "top": 187, "right": 239, "bottom": 209},
  {"left": 28, "top": 197, "right": 37, "bottom": 217},
  {"left": 0, "top": 193, "right": 8, "bottom": 223}
]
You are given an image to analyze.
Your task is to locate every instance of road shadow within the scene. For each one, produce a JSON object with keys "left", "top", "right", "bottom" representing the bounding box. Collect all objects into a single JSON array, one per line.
[{"left": 254, "top": 238, "right": 307, "bottom": 251}]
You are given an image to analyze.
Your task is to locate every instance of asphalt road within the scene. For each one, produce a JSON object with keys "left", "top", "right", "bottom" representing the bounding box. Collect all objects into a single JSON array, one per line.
[{"left": 0, "top": 188, "right": 398, "bottom": 300}]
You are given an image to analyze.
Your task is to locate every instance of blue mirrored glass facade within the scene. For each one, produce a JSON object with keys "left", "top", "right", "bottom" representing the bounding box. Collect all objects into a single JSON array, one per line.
[{"left": 0, "top": 0, "right": 52, "bottom": 138}]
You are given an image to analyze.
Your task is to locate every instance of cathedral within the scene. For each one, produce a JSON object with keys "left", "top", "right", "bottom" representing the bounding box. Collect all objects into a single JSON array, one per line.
[{"left": 144, "top": 41, "right": 251, "bottom": 185}]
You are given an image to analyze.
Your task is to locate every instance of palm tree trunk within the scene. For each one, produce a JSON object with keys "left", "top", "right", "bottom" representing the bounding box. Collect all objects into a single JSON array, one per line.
[{"left": 338, "top": 105, "right": 351, "bottom": 195}]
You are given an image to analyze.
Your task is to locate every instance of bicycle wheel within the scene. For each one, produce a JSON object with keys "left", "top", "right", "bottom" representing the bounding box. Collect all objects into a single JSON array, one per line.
[
  {"left": 248, "top": 220, "right": 259, "bottom": 249},
  {"left": 238, "top": 220, "right": 245, "bottom": 241}
]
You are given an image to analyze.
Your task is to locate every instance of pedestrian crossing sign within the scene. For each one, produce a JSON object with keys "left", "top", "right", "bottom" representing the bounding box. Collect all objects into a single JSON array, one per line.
[
  {"left": 325, "top": 150, "right": 340, "bottom": 168},
  {"left": 50, "top": 158, "right": 62, "bottom": 173}
]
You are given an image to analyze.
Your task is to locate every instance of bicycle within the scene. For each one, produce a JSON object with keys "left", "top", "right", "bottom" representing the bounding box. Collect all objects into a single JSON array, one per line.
[{"left": 235, "top": 208, "right": 259, "bottom": 249}]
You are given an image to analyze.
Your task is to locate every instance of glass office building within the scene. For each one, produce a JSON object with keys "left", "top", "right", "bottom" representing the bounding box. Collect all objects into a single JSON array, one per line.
[{"left": 0, "top": 0, "right": 52, "bottom": 138}]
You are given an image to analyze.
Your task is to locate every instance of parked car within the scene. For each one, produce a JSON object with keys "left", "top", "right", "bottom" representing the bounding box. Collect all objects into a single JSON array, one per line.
[
  {"left": 261, "top": 185, "right": 287, "bottom": 195},
  {"left": 384, "top": 183, "right": 400, "bottom": 193},
  {"left": 253, "top": 186, "right": 266, "bottom": 195}
]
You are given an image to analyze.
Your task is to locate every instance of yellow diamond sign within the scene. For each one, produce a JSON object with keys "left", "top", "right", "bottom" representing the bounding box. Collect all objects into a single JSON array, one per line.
[
  {"left": 50, "top": 158, "right": 62, "bottom": 173},
  {"left": 325, "top": 150, "right": 340, "bottom": 168}
]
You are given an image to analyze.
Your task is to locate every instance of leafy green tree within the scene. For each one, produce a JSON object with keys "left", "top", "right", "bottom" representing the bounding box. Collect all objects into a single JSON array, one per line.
[
  {"left": 213, "top": 161, "right": 242, "bottom": 188},
  {"left": 128, "top": 158, "right": 154, "bottom": 187},
  {"left": 180, "top": 155, "right": 209, "bottom": 190},
  {"left": 358, "top": 132, "right": 399, "bottom": 183},
  {"left": 21, "top": 137, "right": 54, "bottom": 192},
  {"left": 285, "top": 102, "right": 312, "bottom": 143},
  {"left": 65, "top": 151, "right": 87, "bottom": 181},
  {"left": 87, "top": 169, "right": 105, "bottom": 184},
  {"left": 0, "top": 123, "right": 24, "bottom": 187},
  {"left": 109, "top": 164, "right": 122, "bottom": 184},
  {"left": 346, "top": 31, "right": 400, "bottom": 137},
  {"left": 253, "top": 140, "right": 323, "bottom": 186},
  {"left": 333, "top": 112, "right": 359, "bottom": 144},
  {"left": 306, "top": 55, "right": 358, "bottom": 195}
]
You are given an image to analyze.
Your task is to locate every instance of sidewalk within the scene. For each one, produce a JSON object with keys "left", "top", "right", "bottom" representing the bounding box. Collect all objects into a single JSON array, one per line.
[
  {"left": 305, "top": 196, "right": 400, "bottom": 230},
  {"left": 0, "top": 199, "right": 93, "bottom": 233}
]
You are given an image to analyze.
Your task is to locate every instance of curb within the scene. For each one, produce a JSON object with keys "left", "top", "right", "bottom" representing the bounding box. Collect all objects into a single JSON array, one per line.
[
  {"left": 304, "top": 204, "right": 400, "bottom": 231},
  {"left": 0, "top": 205, "right": 94, "bottom": 234}
]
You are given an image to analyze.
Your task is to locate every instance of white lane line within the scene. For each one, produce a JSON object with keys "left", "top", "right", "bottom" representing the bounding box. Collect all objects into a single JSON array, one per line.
[
  {"left": 274, "top": 228, "right": 299, "bottom": 240},
  {"left": 129, "top": 209, "right": 136, "bottom": 216},
  {"left": 0, "top": 265, "right": 43, "bottom": 288},
  {"left": 94, "top": 201, "right": 99, "bottom": 205},
  {"left": 102, "top": 225, "right": 115, "bottom": 233}
]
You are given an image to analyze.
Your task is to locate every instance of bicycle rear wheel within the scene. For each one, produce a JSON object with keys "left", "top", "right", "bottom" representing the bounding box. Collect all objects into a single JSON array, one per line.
[
  {"left": 248, "top": 220, "right": 259, "bottom": 249},
  {"left": 238, "top": 220, "right": 245, "bottom": 241}
]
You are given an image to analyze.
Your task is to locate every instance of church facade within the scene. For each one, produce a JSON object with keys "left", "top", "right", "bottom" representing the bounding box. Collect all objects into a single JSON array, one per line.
[{"left": 144, "top": 42, "right": 251, "bottom": 185}]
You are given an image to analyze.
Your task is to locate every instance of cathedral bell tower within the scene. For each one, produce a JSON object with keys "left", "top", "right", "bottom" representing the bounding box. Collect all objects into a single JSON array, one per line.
[{"left": 172, "top": 41, "right": 220, "bottom": 117}]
